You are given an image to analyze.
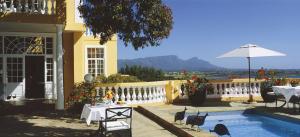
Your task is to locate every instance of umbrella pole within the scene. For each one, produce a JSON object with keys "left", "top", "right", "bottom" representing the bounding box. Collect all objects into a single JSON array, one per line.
[{"left": 247, "top": 57, "right": 253, "bottom": 102}]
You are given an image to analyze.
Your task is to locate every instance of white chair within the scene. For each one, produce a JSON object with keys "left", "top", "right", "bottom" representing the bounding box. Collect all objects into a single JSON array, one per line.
[{"left": 100, "top": 107, "right": 132, "bottom": 136}]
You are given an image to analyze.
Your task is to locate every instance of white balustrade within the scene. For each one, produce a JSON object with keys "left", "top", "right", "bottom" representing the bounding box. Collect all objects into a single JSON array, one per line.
[
  {"left": 207, "top": 81, "right": 262, "bottom": 99},
  {"left": 0, "top": 0, "right": 56, "bottom": 14},
  {"left": 94, "top": 83, "right": 167, "bottom": 105}
]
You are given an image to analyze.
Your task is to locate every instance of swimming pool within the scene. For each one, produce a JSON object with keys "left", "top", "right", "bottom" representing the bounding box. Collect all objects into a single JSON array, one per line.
[{"left": 195, "top": 111, "right": 300, "bottom": 137}]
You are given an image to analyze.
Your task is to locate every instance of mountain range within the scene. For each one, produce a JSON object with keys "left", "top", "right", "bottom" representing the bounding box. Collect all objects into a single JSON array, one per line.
[{"left": 118, "top": 55, "right": 222, "bottom": 71}]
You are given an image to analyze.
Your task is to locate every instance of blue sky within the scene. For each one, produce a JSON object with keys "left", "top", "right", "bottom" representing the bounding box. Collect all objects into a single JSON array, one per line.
[{"left": 117, "top": 0, "right": 300, "bottom": 69}]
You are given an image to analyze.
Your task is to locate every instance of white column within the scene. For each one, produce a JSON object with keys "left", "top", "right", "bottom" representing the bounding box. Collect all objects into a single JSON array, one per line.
[{"left": 55, "top": 24, "right": 64, "bottom": 110}]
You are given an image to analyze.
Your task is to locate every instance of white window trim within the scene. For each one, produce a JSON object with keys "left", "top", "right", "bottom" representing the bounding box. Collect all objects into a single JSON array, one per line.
[{"left": 85, "top": 45, "right": 107, "bottom": 77}]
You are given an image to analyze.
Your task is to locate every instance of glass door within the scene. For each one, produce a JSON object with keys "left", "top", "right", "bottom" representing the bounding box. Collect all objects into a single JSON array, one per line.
[
  {"left": 0, "top": 58, "right": 3, "bottom": 100},
  {"left": 5, "top": 57, "right": 24, "bottom": 100}
]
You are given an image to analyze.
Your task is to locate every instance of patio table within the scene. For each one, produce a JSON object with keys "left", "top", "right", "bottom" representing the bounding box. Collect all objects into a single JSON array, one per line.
[
  {"left": 272, "top": 86, "right": 300, "bottom": 107},
  {"left": 80, "top": 103, "right": 127, "bottom": 126}
]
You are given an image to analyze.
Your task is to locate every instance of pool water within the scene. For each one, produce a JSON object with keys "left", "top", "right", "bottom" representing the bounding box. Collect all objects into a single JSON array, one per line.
[{"left": 195, "top": 111, "right": 300, "bottom": 137}]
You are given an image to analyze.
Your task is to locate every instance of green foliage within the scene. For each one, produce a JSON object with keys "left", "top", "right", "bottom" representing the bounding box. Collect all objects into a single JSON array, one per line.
[
  {"left": 78, "top": 0, "right": 173, "bottom": 50},
  {"left": 119, "top": 65, "right": 174, "bottom": 81},
  {"left": 66, "top": 74, "right": 140, "bottom": 112},
  {"left": 66, "top": 82, "right": 96, "bottom": 108},
  {"left": 96, "top": 74, "right": 141, "bottom": 83}
]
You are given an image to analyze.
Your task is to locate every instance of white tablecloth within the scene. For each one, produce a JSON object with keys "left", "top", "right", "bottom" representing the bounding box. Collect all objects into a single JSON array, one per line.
[
  {"left": 80, "top": 104, "right": 126, "bottom": 126},
  {"left": 272, "top": 86, "right": 300, "bottom": 103}
]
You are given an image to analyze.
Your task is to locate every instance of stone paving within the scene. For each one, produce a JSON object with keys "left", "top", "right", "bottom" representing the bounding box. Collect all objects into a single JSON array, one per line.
[
  {"left": 0, "top": 100, "right": 176, "bottom": 137},
  {"left": 2, "top": 100, "right": 300, "bottom": 137}
]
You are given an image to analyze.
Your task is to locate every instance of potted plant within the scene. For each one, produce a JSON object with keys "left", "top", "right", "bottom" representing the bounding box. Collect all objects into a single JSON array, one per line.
[
  {"left": 184, "top": 75, "right": 214, "bottom": 106},
  {"left": 290, "top": 80, "right": 299, "bottom": 87}
]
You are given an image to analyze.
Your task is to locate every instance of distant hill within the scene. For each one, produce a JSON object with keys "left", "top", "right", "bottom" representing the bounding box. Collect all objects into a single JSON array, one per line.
[{"left": 118, "top": 55, "right": 222, "bottom": 71}]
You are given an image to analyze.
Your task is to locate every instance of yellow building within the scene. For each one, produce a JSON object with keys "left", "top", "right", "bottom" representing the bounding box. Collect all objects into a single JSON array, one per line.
[{"left": 0, "top": 0, "right": 117, "bottom": 109}]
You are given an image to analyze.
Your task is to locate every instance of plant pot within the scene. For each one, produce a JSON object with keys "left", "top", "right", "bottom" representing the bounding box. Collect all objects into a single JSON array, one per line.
[
  {"left": 189, "top": 90, "right": 207, "bottom": 106},
  {"left": 291, "top": 84, "right": 298, "bottom": 87}
]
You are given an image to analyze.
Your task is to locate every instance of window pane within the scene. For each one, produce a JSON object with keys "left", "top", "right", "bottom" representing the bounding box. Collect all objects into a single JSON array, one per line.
[
  {"left": 46, "top": 37, "right": 53, "bottom": 54},
  {"left": 0, "top": 36, "right": 2, "bottom": 54},
  {"left": 7, "top": 58, "right": 22, "bottom": 83},
  {"left": 46, "top": 58, "right": 53, "bottom": 82},
  {"left": 86, "top": 47, "right": 105, "bottom": 76}
]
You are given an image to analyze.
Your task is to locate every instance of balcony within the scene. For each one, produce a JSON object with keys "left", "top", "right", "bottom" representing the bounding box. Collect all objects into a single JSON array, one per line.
[{"left": 0, "top": 0, "right": 56, "bottom": 15}]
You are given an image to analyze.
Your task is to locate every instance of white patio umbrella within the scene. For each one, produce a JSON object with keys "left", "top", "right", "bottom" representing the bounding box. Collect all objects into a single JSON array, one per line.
[{"left": 217, "top": 44, "right": 286, "bottom": 102}]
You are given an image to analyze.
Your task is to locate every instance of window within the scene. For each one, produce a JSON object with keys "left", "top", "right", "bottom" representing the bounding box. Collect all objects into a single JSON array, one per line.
[
  {"left": 46, "top": 37, "right": 53, "bottom": 54},
  {"left": 0, "top": 58, "right": 2, "bottom": 83},
  {"left": 25, "top": 37, "right": 45, "bottom": 54},
  {"left": 86, "top": 47, "right": 105, "bottom": 77},
  {"left": 7, "top": 58, "right": 23, "bottom": 83},
  {"left": 46, "top": 58, "right": 53, "bottom": 81},
  {"left": 0, "top": 36, "right": 2, "bottom": 54}
]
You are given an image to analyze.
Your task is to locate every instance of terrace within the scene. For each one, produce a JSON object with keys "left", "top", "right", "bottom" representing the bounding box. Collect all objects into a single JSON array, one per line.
[{"left": 2, "top": 78, "right": 300, "bottom": 137}]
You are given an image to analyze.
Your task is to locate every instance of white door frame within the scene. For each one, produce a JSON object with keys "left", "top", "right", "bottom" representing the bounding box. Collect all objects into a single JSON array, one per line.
[{"left": 0, "top": 32, "right": 56, "bottom": 100}]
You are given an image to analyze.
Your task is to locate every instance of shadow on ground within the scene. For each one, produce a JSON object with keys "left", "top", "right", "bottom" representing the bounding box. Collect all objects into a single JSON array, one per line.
[
  {"left": 0, "top": 116, "right": 95, "bottom": 137},
  {"left": 0, "top": 100, "right": 131, "bottom": 137}
]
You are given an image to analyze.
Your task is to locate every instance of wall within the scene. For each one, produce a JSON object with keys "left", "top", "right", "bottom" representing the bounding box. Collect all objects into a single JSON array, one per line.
[
  {"left": 63, "top": 32, "right": 74, "bottom": 104},
  {"left": 72, "top": 33, "right": 118, "bottom": 83}
]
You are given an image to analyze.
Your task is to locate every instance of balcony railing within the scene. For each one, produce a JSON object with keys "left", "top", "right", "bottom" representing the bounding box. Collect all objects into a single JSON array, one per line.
[
  {"left": 0, "top": 0, "right": 56, "bottom": 15},
  {"left": 94, "top": 81, "right": 168, "bottom": 105},
  {"left": 179, "top": 80, "right": 263, "bottom": 99}
]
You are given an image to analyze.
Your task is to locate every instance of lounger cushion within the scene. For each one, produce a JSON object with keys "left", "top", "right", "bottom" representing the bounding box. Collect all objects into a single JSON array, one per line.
[{"left": 102, "top": 121, "right": 130, "bottom": 131}]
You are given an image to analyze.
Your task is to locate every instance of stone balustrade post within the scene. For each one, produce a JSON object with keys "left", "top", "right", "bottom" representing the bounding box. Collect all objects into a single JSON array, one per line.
[
  {"left": 51, "top": 0, "right": 54, "bottom": 14},
  {"left": 162, "top": 86, "right": 166, "bottom": 102},
  {"left": 143, "top": 88, "right": 148, "bottom": 103},
  {"left": 120, "top": 87, "right": 125, "bottom": 102},
  {"left": 131, "top": 87, "right": 137, "bottom": 104},
  {"left": 137, "top": 87, "right": 142, "bottom": 103},
  {"left": 10, "top": 0, "right": 14, "bottom": 11},
  {"left": 114, "top": 87, "right": 119, "bottom": 103},
  {"left": 125, "top": 87, "right": 131, "bottom": 104},
  {"left": 154, "top": 87, "right": 159, "bottom": 102},
  {"left": 148, "top": 88, "right": 153, "bottom": 103},
  {"left": 24, "top": 0, "right": 29, "bottom": 12},
  {"left": 31, "top": 0, "right": 35, "bottom": 12},
  {"left": 17, "top": 0, "right": 21, "bottom": 12},
  {"left": 44, "top": 0, "right": 48, "bottom": 14}
]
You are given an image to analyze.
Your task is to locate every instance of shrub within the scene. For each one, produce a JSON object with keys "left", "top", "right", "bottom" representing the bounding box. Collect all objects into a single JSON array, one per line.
[
  {"left": 66, "top": 74, "right": 140, "bottom": 113},
  {"left": 183, "top": 75, "right": 214, "bottom": 106}
]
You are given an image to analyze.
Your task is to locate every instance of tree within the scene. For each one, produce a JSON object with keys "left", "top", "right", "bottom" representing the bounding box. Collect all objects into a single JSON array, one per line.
[
  {"left": 119, "top": 65, "right": 175, "bottom": 81},
  {"left": 78, "top": 0, "right": 173, "bottom": 50}
]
